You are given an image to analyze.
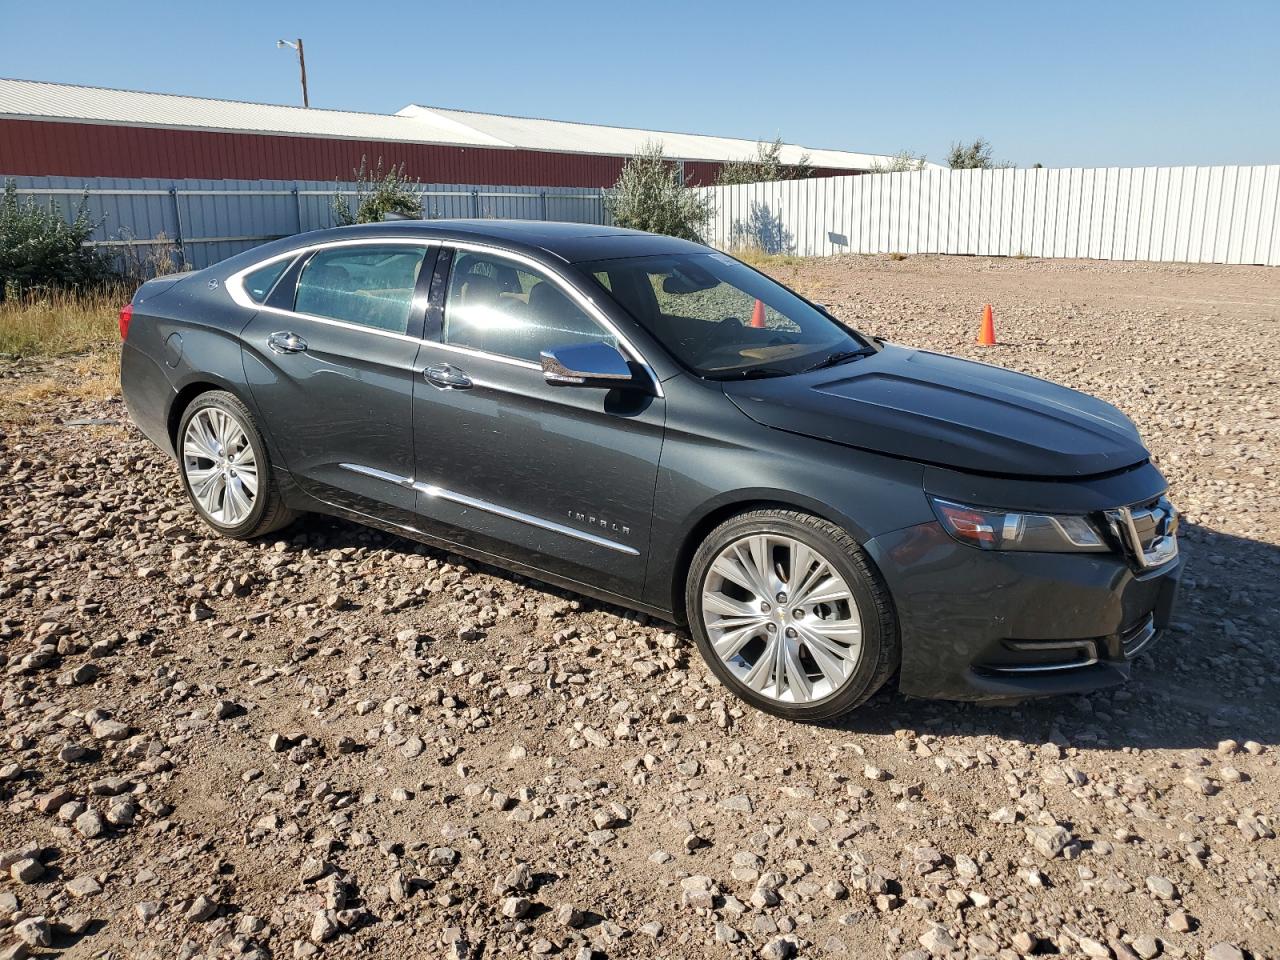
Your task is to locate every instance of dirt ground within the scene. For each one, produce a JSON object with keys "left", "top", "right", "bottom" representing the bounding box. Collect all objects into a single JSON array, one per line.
[{"left": 1, "top": 254, "right": 1278, "bottom": 960}]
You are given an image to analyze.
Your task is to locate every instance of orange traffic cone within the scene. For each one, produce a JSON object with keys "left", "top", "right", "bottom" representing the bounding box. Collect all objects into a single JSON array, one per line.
[
  {"left": 976, "top": 304, "right": 996, "bottom": 346},
  {"left": 750, "top": 299, "right": 767, "bottom": 329}
]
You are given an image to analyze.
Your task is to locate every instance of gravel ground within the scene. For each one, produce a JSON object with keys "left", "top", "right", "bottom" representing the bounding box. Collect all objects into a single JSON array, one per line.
[{"left": 1, "top": 254, "right": 1278, "bottom": 960}]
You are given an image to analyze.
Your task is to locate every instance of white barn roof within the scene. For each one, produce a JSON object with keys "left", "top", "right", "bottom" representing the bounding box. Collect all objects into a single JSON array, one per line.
[
  {"left": 0, "top": 78, "right": 925, "bottom": 171},
  {"left": 397, "top": 104, "right": 909, "bottom": 170},
  {"left": 0, "top": 78, "right": 505, "bottom": 146}
]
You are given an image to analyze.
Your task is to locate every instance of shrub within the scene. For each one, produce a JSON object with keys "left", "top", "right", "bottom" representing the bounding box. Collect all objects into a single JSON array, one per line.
[
  {"left": 333, "top": 157, "right": 424, "bottom": 225},
  {"left": 716, "top": 138, "right": 813, "bottom": 185},
  {"left": 870, "top": 151, "right": 928, "bottom": 173},
  {"left": 947, "top": 138, "right": 993, "bottom": 169},
  {"left": 606, "top": 141, "right": 715, "bottom": 242},
  {"left": 0, "top": 179, "right": 114, "bottom": 300},
  {"left": 946, "top": 139, "right": 1015, "bottom": 170},
  {"left": 117, "top": 230, "right": 183, "bottom": 282}
]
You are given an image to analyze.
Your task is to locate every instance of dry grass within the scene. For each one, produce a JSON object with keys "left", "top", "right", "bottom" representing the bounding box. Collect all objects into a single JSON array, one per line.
[
  {"left": 0, "top": 286, "right": 127, "bottom": 358},
  {"left": 0, "top": 352, "right": 120, "bottom": 425},
  {"left": 730, "top": 247, "right": 810, "bottom": 270},
  {"left": 0, "top": 290, "right": 124, "bottom": 424}
]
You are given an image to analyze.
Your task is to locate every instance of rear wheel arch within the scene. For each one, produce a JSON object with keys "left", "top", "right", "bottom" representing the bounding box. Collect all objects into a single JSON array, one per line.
[
  {"left": 167, "top": 378, "right": 274, "bottom": 456},
  {"left": 175, "top": 389, "right": 297, "bottom": 538},
  {"left": 167, "top": 381, "right": 223, "bottom": 450}
]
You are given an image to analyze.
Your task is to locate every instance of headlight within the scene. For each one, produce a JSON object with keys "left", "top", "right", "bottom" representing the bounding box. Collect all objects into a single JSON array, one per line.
[{"left": 929, "top": 497, "right": 1109, "bottom": 553}]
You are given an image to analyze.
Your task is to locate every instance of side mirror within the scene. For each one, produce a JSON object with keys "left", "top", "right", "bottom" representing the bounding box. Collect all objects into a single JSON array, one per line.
[{"left": 541, "top": 342, "right": 638, "bottom": 388}]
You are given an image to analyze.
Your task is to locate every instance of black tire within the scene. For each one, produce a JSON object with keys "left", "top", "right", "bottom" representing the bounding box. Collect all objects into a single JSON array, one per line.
[
  {"left": 176, "top": 390, "right": 297, "bottom": 540},
  {"left": 685, "top": 508, "right": 898, "bottom": 723}
]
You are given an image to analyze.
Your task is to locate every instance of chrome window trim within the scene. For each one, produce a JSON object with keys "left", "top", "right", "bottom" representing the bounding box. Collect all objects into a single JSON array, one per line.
[
  {"left": 226, "top": 235, "right": 665, "bottom": 396},
  {"left": 430, "top": 339, "right": 541, "bottom": 371},
  {"left": 338, "top": 463, "right": 640, "bottom": 557},
  {"left": 225, "top": 237, "right": 439, "bottom": 344},
  {"left": 443, "top": 239, "right": 665, "bottom": 398}
]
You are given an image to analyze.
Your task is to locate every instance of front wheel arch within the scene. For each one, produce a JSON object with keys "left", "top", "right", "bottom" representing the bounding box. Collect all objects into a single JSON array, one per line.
[
  {"left": 668, "top": 496, "right": 873, "bottom": 625},
  {"left": 684, "top": 507, "right": 900, "bottom": 721}
]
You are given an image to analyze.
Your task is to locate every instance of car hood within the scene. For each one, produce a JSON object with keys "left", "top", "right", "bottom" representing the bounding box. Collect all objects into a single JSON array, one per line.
[{"left": 722, "top": 344, "right": 1149, "bottom": 478}]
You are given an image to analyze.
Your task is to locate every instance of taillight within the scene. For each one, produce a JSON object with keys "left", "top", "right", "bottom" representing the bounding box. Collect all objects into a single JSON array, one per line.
[{"left": 119, "top": 302, "right": 133, "bottom": 340}]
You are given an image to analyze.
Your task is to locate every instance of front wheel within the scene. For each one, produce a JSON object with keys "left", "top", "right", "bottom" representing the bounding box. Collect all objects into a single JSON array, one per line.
[
  {"left": 685, "top": 509, "right": 898, "bottom": 722},
  {"left": 177, "top": 390, "right": 296, "bottom": 539}
]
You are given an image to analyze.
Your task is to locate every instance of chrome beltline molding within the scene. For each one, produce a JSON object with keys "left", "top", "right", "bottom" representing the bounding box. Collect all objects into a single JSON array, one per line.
[{"left": 338, "top": 462, "right": 640, "bottom": 557}]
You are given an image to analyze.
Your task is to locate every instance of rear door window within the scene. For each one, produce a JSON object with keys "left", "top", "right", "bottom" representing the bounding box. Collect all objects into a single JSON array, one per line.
[{"left": 294, "top": 245, "right": 428, "bottom": 334}]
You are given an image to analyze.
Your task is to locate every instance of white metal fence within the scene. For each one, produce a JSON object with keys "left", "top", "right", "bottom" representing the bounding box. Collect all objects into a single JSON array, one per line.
[
  {"left": 12, "top": 165, "right": 1280, "bottom": 272},
  {"left": 699, "top": 165, "right": 1280, "bottom": 266}
]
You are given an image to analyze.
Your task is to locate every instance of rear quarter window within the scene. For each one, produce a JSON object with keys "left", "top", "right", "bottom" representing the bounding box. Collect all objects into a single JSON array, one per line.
[{"left": 243, "top": 259, "right": 291, "bottom": 303}]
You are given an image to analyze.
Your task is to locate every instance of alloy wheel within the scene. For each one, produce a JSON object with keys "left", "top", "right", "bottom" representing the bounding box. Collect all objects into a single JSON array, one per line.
[
  {"left": 701, "top": 534, "right": 863, "bottom": 704},
  {"left": 182, "top": 407, "right": 259, "bottom": 527}
]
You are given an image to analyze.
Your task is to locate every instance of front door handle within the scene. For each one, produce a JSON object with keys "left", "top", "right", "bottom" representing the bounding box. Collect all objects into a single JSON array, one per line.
[
  {"left": 424, "top": 363, "right": 472, "bottom": 390},
  {"left": 267, "top": 331, "right": 308, "bottom": 354}
]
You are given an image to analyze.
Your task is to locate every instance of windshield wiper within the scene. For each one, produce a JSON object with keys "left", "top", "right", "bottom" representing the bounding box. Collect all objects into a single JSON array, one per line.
[
  {"left": 802, "top": 348, "right": 875, "bottom": 373},
  {"left": 732, "top": 366, "right": 793, "bottom": 380}
]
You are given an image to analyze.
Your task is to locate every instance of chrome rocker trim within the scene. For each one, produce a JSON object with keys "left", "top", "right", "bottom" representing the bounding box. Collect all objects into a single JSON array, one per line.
[{"left": 338, "top": 463, "right": 640, "bottom": 557}]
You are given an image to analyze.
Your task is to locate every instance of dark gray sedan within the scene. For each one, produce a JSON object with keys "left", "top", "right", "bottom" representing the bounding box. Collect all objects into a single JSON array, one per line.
[{"left": 120, "top": 221, "right": 1181, "bottom": 722}]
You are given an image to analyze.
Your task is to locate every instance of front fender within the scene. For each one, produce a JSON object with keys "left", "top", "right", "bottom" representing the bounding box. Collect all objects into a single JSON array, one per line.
[{"left": 641, "top": 381, "right": 931, "bottom": 614}]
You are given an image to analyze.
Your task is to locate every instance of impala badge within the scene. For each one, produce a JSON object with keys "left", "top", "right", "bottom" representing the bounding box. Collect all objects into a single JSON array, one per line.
[{"left": 568, "top": 510, "right": 630, "bottom": 537}]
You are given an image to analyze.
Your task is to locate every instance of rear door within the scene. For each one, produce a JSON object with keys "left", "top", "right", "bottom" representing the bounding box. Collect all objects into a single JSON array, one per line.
[
  {"left": 239, "top": 239, "right": 436, "bottom": 524},
  {"left": 408, "top": 245, "right": 665, "bottom": 598}
]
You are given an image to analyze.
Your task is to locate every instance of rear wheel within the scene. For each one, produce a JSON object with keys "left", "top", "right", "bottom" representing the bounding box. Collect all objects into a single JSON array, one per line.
[
  {"left": 177, "top": 391, "right": 296, "bottom": 539},
  {"left": 685, "top": 509, "right": 898, "bottom": 722}
]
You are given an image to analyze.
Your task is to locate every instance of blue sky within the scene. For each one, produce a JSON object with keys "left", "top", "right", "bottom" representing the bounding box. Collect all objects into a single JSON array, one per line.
[{"left": 5, "top": 0, "right": 1278, "bottom": 167}]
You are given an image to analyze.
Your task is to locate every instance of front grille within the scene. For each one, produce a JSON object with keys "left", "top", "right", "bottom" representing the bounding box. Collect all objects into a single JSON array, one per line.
[{"left": 1104, "top": 496, "right": 1179, "bottom": 569}]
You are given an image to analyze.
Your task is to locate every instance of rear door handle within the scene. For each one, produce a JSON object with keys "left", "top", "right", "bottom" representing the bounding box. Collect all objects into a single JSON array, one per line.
[
  {"left": 424, "top": 363, "right": 472, "bottom": 389},
  {"left": 267, "top": 331, "right": 308, "bottom": 354}
]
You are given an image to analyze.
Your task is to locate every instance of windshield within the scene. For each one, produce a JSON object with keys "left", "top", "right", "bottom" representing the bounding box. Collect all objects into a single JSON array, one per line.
[{"left": 580, "top": 252, "right": 869, "bottom": 379}]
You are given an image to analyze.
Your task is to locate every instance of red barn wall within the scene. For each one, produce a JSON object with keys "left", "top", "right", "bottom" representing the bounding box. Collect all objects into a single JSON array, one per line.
[
  {"left": 0, "top": 119, "right": 723, "bottom": 187},
  {"left": 0, "top": 119, "right": 860, "bottom": 187}
]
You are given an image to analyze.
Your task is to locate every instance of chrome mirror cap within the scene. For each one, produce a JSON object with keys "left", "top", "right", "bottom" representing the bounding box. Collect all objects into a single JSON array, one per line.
[{"left": 541, "top": 342, "right": 635, "bottom": 387}]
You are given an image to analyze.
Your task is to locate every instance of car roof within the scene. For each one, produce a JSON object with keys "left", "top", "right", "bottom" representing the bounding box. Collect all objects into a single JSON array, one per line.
[{"left": 286, "top": 219, "right": 710, "bottom": 264}]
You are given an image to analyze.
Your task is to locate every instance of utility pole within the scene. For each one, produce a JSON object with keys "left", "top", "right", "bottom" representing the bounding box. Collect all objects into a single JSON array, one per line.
[{"left": 276, "top": 38, "right": 309, "bottom": 108}]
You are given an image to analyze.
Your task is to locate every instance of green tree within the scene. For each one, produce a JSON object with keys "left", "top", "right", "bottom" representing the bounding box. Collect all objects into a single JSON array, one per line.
[
  {"left": 333, "top": 157, "right": 424, "bottom": 225},
  {"left": 606, "top": 141, "right": 715, "bottom": 242},
  {"left": 947, "top": 138, "right": 995, "bottom": 169},
  {"left": 716, "top": 138, "right": 813, "bottom": 185},
  {"left": 870, "top": 150, "right": 928, "bottom": 173},
  {"left": 0, "top": 179, "right": 113, "bottom": 300}
]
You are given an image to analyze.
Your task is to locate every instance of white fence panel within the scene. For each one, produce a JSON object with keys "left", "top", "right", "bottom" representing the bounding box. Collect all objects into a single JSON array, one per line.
[{"left": 699, "top": 163, "right": 1280, "bottom": 266}]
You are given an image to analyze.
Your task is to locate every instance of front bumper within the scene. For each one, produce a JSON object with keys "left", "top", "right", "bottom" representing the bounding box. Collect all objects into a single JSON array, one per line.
[{"left": 864, "top": 521, "right": 1182, "bottom": 701}]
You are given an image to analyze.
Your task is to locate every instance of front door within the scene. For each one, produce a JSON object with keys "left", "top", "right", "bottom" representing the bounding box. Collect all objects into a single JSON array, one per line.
[
  {"left": 241, "top": 240, "right": 435, "bottom": 524},
  {"left": 409, "top": 246, "right": 665, "bottom": 598}
]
